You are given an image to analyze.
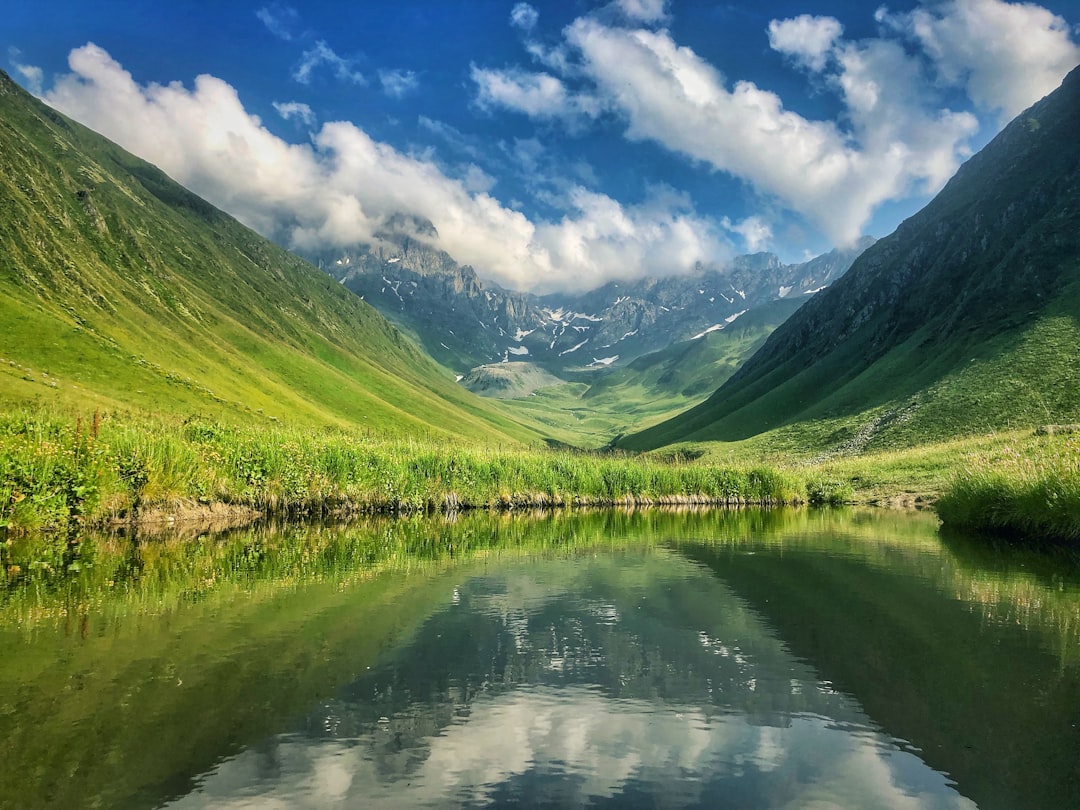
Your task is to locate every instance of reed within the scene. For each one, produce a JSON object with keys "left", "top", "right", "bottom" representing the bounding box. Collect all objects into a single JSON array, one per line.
[
  {"left": 936, "top": 434, "right": 1080, "bottom": 545},
  {"left": 0, "top": 409, "right": 812, "bottom": 532}
]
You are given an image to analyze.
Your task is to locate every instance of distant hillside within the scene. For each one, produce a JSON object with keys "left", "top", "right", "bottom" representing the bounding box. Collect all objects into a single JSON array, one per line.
[
  {"left": 307, "top": 238, "right": 871, "bottom": 378},
  {"left": 460, "top": 362, "right": 564, "bottom": 399},
  {"left": 0, "top": 70, "right": 535, "bottom": 443},
  {"left": 624, "top": 65, "right": 1080, "bottom": 452}
]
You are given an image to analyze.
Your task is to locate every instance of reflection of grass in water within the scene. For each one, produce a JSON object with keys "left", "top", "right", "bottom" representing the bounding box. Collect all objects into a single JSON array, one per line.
[
  {"left": 6, "top": 507, "right": 1080, "bottom": 666},
  {"left": 2, "top": 508, "right": 1080, "bottom": 809},
  {"left": 0, "top": 510, "right": 659, "bottom": 630},
  {"left": 667, "top": 507, "right": 1080, "bottom": 667}
]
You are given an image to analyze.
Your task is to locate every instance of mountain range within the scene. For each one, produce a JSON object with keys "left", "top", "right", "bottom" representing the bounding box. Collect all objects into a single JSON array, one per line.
[{"left": 307, "top": 237, "right": 872, "bottom": 378}]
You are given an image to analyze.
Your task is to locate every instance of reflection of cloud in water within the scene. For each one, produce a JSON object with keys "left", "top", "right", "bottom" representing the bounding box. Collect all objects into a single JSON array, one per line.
[{"left": 168, "top": 686, "right": 975, "bottom": 809}]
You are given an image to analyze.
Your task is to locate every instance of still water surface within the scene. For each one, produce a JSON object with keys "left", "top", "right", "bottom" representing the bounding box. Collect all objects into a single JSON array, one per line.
[{"left": 2, "top": 508, "right": 1079, "bottom": 808}]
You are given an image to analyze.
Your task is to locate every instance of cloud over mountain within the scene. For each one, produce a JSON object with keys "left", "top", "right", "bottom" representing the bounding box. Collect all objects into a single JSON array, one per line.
[{"left": 42, "top": 43, "right": 723, "bottom": 293}]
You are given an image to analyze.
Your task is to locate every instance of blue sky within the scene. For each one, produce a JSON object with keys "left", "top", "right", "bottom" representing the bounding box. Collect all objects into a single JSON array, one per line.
[{"left": 6, "top": 1, "right": 1079, "bottom": 293}]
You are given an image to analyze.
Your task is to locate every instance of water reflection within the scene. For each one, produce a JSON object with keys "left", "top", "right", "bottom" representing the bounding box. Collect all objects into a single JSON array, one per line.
[
  {"left": 2, "top": 508, "right": 1079, "bottom": 808},
  {"left": 173, "top": 687, "right": 973, "bottom": 809}
]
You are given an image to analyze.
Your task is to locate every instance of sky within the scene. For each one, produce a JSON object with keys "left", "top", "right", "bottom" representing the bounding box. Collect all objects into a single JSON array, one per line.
[{"left": 5, "top": 1, "right": 1079, "bottom": 294}]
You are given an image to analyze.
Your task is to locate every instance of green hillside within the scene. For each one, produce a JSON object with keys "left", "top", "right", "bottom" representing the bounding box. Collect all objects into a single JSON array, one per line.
[
  {"left": 623, "top": 64, "right": 1080, "bottom": 453},
  {"left": 0, "top": 71, "right": 534, "bottom": 443}
]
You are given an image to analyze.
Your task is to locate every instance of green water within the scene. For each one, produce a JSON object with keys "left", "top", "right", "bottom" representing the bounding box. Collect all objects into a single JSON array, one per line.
[{"left": 2, "top": 508, "right": 1078, "bottom": 808}]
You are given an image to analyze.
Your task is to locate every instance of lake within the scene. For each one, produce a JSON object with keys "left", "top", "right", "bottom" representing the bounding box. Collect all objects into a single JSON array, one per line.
[{"left": 2, "top": 508, "right": 1078, "bottom": 808}]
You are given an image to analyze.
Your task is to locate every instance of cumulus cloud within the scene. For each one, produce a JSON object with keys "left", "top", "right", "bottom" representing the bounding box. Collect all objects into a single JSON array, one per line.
[
  {"left": 510, "top": 3, "right": 539, "bottom": 32},
  {"left": 379, "top": 68, "right": 419, "bottom": 98},
  {"left": 614, "top": 0, "right": 669, "bottom": 24},
  {"left": 767, "top": 15, "right": 843, "bottom": 72},
  {"left": 533, "top": 186, "right": 727, "bottom": 289},
  {"left": 878, "top": 0, "right": 1080, "bottom": 119},
  {"left": 471, "top": 1, "right": 1077, "bottom": 248},
  {"left": 471, "top": 65, "right": 572, "bottom": 118},
  {"left": 42, "top": 43, "right": 725, "bottom": 293},
  {"left": 293, "top": 40, "right": 365, "bottom": 85},
  {"left": 255, "top": 4, "right": 299, "bottom": 41},
  {"left": 722, "top": 216, "right": 773, "bottom": 253},
  {"left": 273, "top": 100, "right": 315, "bottom": 126},
  {"left": 559, "top": 17, "right": 978, "bottom": 245}
]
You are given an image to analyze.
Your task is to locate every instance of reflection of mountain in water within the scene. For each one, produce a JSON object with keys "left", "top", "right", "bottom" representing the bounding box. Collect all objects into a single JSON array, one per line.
[
  {"left": 172, "top": 550, "right": 974, "bottom": 808},
  {"left": 675, "top": 535, "right": 1080, "bottom": 810}
]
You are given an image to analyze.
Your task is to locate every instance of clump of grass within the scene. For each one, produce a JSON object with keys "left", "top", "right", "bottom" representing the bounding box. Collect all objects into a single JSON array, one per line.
[
  {"left": 936, "top": 436, "right": 1080, "bottom": 544},
  {"left": 805, "top": 475, "right": 855, "bottom": 506}
]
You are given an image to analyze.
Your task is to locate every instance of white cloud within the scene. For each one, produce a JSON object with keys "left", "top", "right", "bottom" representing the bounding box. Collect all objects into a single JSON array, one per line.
[
  {"left": 615, "top": 0, "right": 669, "bottom": 24},
  {"left": 379, "top": 68, "right": 419, "bottom": 98},
  {"left": 533, "top": 185, "right": 728, "bottom": 290},
  {"left": 273, "top": 100, "right": 315, "bottom": 127},
  {"left": 461, "top": 164, "right": 497, "bottom": 194},
  {"left": 471, "top": 65, "right": 572, "bottom": 118},
  {"left": 722, "top": 216, "right": 773, "bottom": 253},
  {"left": 293, "top": 40, "right": 366, "bottom": 85},
  {"left": 767, "top": 15, "right": 844, "bottom": 72},
  {"left": 255, "top": 4, "right": 299, "bottom": 41},
  {"left": 560, "top": 18, "right": 978, "bottom": 246},
  {"left": 471, "top": 2, "right": 1077, "bottom": 249},
  {"left": 510, "top": 3, "right": 539, "bottom": 32},
  {"left": 42, "top": 43, "right": 725, "bottom": 294},
  {"left": 8, "top": 48, "right": 43, "bottom": 95},
  {"left": 879, "top": 0, "right": 1080, "bottom": 119}
]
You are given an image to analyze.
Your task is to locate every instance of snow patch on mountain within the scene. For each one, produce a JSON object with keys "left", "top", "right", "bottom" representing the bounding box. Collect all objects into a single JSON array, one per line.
[
  {"left": 559, "top": 339, "right": 589, "bottom": 356},
  {"left": 691, "top": 324, "right": 724, "bottom": 340}
]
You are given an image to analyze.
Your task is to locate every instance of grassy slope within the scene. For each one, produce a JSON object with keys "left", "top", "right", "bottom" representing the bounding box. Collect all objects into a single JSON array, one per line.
[
  {"left": 623, "top": 66, "right": 1080, "bottom": 453},
  {"left": 0, "top": 71, "right": 534, "bottom": 444}
]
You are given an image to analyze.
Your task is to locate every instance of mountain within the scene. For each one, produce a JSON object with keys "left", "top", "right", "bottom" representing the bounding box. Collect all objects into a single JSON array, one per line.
[
  {"left": 623, "top": 65, "right": 1080, "bottom": 453},
  {"left": 307, "top": 238, "right": 872, "bottom": 379},
  {"left": 0, "top": 70, "right": 535, "bottom": 443}
]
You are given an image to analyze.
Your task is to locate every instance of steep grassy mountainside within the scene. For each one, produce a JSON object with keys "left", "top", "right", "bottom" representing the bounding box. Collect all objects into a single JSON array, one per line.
[
  {"left": 624, "top": 65, "right": 1080, "bottom": 452},
  {"left": 0, "top": 70, "right": 535, "bottom": 443}
]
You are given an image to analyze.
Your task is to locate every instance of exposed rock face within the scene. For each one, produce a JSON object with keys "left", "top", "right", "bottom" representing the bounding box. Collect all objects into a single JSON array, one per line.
[{"left": 305, "top": 234, "right": 873, "bottom": 378}]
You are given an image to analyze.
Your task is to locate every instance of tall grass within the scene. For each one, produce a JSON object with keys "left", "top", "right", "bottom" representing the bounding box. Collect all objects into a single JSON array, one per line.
[
  {"left": 936, "top": 435, "right": 1080, "bottom": 544},
  {"left": 0, "top": 409, "right": 815, "bottom": 532}
]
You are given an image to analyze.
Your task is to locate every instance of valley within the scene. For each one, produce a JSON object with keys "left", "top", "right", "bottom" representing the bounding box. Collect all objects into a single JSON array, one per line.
[
  {"left": 0, "top": 62, "right": 1078, "bottom": 546},
  {"left": 4, "top": 5, "right": 1080, "bottom": 808}
]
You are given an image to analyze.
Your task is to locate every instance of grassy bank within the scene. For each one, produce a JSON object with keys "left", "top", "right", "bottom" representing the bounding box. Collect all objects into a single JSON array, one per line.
[
  {"left": 0, "top": 409, "right": 832, "bottom": 532},
  {"left": 4, "top": 408, "right": 1075, "bottom": 546},
  {"left": 935, "top": 431, "right": 1080, "bottom": 544}
]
